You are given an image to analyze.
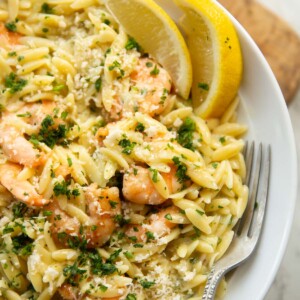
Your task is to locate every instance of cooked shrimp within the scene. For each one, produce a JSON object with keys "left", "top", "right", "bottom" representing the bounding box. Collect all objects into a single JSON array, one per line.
[
  {"left": 0, "top": 101, "right": 57, "bottom": 167},
  {"left": 0, "top": 125, "right": 45, "bottom": 167},
  {"left": 15, "top": 100, "right": 56, "bottom": 127},
  {"left": 48, "top": 184, "right": 121, "bottom": 249},
  {"left": 0, "top": 162, "right": 48, "bottom": 206},
  {"left": 0, "top": 23, "right": 20, "bottom": 48},
  {"left": 108, "top": 58, "right": 172, "bottom": 120},
  {"left": 126, "top": 58, "right": 172, "bottom": 117},
  {"left": 126, "top": 206, "right": 179, "bottom": 242},
  {"left": 122, "top": 165, "right": 181, "bottom": 205}
]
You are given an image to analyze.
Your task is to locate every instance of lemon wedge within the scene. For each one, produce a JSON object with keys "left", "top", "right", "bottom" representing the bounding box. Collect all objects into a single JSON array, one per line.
[
  {"left": 174, "top": 0, "right": 243, "bottom": 118},
  {"left": 104, "top": 0, "right": 193, "bottom": 99}
]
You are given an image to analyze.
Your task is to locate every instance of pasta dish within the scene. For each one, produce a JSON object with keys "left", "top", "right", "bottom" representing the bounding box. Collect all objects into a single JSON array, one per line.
[{"left": 0, "top": 1, "right": 248, "bottom": 299}]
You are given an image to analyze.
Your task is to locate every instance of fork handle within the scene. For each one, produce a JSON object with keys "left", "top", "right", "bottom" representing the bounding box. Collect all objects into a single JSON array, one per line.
[{"left": 202, "top": 267, "right": 227, "bottom": 300}]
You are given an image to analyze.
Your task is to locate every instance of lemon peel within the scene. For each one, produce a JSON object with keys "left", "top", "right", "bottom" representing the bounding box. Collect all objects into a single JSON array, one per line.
[{"left": 174, "top": 0, "right": 243, "bottom": 118}]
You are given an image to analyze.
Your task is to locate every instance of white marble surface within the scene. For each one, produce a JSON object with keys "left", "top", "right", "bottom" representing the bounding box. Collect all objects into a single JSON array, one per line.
[{"left": 254, "top": 0, "right": 300, "bottom": 299}]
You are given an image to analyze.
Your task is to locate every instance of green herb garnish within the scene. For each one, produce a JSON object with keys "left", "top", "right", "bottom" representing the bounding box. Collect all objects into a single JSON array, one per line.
[
  {"left": 4, "top": 73, "right": 27, "bottom": 94},
  {"left": 140, "top": 279, "right": 155, "bottom": 289},
  {"left": 5, "top": 21, "right": 17, "bottom": 32},
  {"left": 172, "top": 156, "right": 190, "bottom": 183},
  {"left": 150, "top": 65, "right": 159, "bottom": 76},
  {"left": 125, "top": 37, "right": 141, "bottom": 51},
  {"left": 29, "top": 115, "right": 68, "bottom": 149},
  {"left": 41, "top": 3, "right": 54, "bottom": 14},
  {"left": 16, "top": 112, "right": 31, "bottom": 118},
  {"left": 176, "top": 117, "right": 196, "bottom": 150},
  {"left": 198, "top": 82, "right": 209, "bottom": 91},
  {"left": 118, "top": 136, "right": 136, "bottom": 155},
  {"left": 164, "top": 213, "right": 172, "bottom": 221},
  {"left": 149, "top": 168, "right": 159, "bottom": 183},
  {"left": 125, "top": 294, "right": 137, "bottom": 300},
  {"left": 95, "top": 77, "right": 102, "bottom": 92},
  {"left": 135, "top": 122, "right": 145, "bottom": 132}
]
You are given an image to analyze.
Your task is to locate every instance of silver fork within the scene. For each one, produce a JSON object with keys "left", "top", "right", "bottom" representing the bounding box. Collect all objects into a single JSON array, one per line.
[{"left": 202, "top": 142, "right": 271, "bottom": 300}]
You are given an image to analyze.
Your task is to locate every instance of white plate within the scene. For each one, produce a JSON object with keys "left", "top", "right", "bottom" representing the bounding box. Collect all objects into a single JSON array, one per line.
[{"left": 155, "top": 1, "right": 298, "bottom": 299}]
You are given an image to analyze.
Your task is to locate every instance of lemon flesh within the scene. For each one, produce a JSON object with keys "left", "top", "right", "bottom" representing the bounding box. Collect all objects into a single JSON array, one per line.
[
  {"left": 175, "top": 0, "right": 243, "bottom": 118},
  {"left": 104, "top": 0, "right": 193, "bottom": 99}
]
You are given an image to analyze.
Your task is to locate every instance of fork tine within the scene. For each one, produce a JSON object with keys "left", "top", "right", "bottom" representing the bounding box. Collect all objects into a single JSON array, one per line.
[
  {"left": 245, "top": 141, "right": 255, "bottom": 186},
  {"left": 239, "top": 143, "right": 263, "bottom": 237},
  {"left": 236, "top": 141, "right": 255, "bottom": 236},
  {"left": 248, "top": 144, "right": 271, "bottom": 239}
]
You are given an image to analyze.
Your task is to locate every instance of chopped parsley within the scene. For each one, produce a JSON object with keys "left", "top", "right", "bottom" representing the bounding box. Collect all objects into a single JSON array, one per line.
[
  {"left": 52, "top": 84, "right": 65, "bottom": 92},
  {"left": 61, "top": 111, "right": 68, "bottom": 120},
  {"left": 150, "top": 65, "right": 160, "bottom": 76},
  {"left": 63, "top": 263, "right": 87, "bottom": 286},
  {"left": 98, "top": 262, "right": 117, "bottom": 275},
  {"left": 172, "top": 156, "right": 190, "bottom": 183},
  {"left": 124, "top": 251, "right": 134, "bottom": 259},
  {"left": 109, "top": 201, "right": 118, "bottom": 209},
  {"left": 125, "top": 37, "right": 141, "bottom": 51},
  {"left": 5, "top": 21, "right": 17, "bottom": 32},
  {"left": 140, "top": 279, "right": 155, "bottom": 289},
  {"left": 99, "top": 284, "right": 108, "bottom": 292},
  {"left": 146, "top": 231, "right": 155, "bottom": 242},
  {"left": 88, "top": 251, "right": 119, "bottom": 276},
  {"left": 53, "top": 179, "right": 80, "bottom": 199},
  {"left": 41, "top": 3, "right": 54, "bottom": 14},
  {"left": 67, "top": 235, "right": 87, "bottom": 250},
  {"left": 108, "top": 61, "right": 125, "bottom": 78},
  {"left": 12, "top": 202, "right": 28, "bottom": 219},
  {"left": 95, "top": 77, "right": 102, "bottom": 92},
  {"left": 128, "top": 236, "right": 137, "bottom": 242},
  {"left": 12, "top": 234, "right": 34, "bottom": 256},
  {"left": 67, "top": 157, "right": 72, "bottom": 167},
  {"left": 3, "top": 226, "right": 15, "bottom": 234},
  {"left": 219, "top": 136, "right": 226, "bottom": 144},
  {"left": 176, "top": 117, "right": 196, "bottom": 150},
  {"left": 113, "top": 214, "right": 130, "bottom": 226},
  {"left": 164, "top": 213, "right": 172, "bottom": 221},
  {"left": 8, "top": 51, "right": 17, "bottom": 57},
  {"left": 133, "top": 243, "right": 143, "bottom": 248},
  {"left": 135, "top": 122, "right": 145, "bottom": 132},
  {"left": 16, "top": 112, "right": 31, "bottom": 118},
  {"left": 149, "top": 168, "right": 159, "bottom": 183},
  {"left": 196, "top": 209, "right": 204, "bottom": 216},
  {"left": 29, "top": 115, "right": 69, "bottom": 149},
  {"left": 108, "top": 60, "right": 121, "bottom": 71},
  {"left": 160, "top": 88, "right": 169, "bottom": 104},
  {"left": 104, "top": 47, "right": 111, "bottom": 57},
  {"left": 91, "top": 225, "right": 97, "bottom": 231},
  {"left": 118, "top": 135, "right": 136, "bottom": 155},
  {"left": 126, "top": 294, "right": 137, "bottom": 300},
  {"left": 193, "top": 226, "right": 201, "bottom": 237},
  {"left": 198, "top": 82, "right": 209, "bottom": 91},
  {"left": 4, "top": 73, "right": 28, "bottom": 94},
  {"left": 107, "top": 249, "right": 122, "bottom": 263},
  {"left": 146, "top": 61, "right": 153, "bottom": 68},
  {"left": 43, "top": 210, "right": 53, "bottom": 216},
  {"left": 212, "top": 162, "right": 218, "bottom": 169}
]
